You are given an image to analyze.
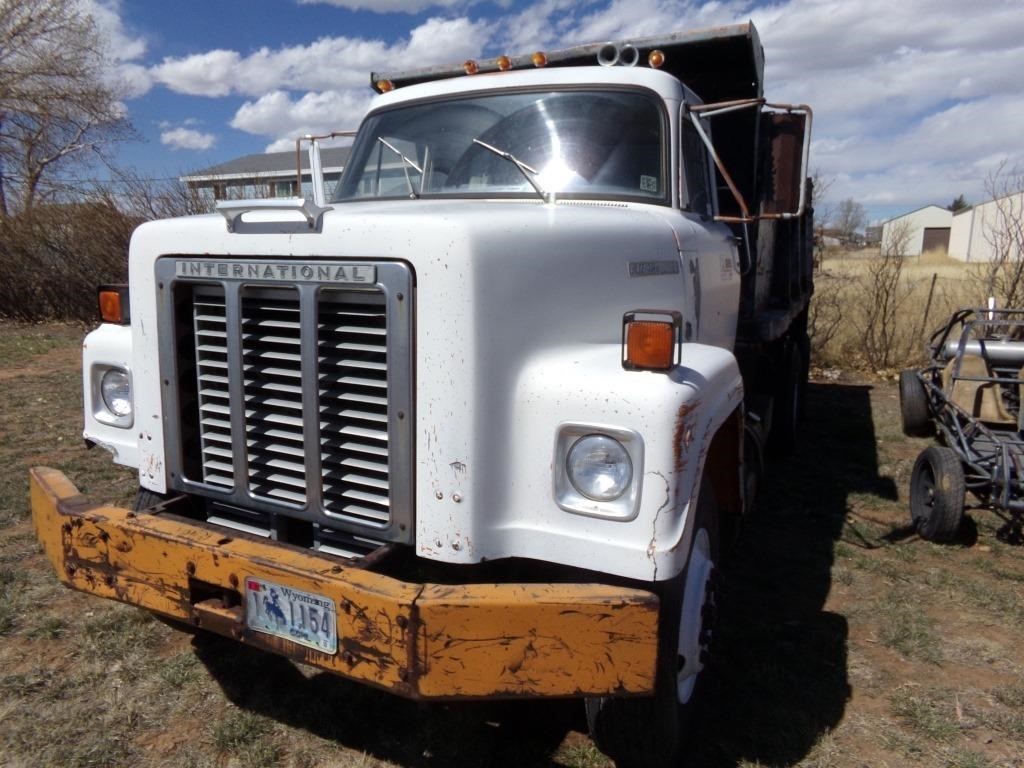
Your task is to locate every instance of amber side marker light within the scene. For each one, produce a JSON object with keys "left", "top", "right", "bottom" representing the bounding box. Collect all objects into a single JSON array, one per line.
[
  {"left": 463, "top": 59, "right": 479, "bottom": 75},
  {"left": 648, "top": 49, "right": 666, "bottom": 68},
  {"left": 622, "top": 311, "right": 681, "bottom": 371},
  {"left": 98, "top": 285, "right": 130, "bottom": 325},
  {"left": 376, "top": 79, "right": 395, "bottom": 93}
]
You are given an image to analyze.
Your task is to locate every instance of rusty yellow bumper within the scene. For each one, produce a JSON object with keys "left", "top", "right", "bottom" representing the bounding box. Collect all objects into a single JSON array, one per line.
[{"left": 30, "top": 467, "right": 658, "bottom": 699}]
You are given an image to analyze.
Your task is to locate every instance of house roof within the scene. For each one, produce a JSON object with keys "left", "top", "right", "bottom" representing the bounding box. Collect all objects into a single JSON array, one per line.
[
  {"left": 182, "top": 146, "right": 352, "bottom": 182},
  {"left": 880, "top": 204, "right": 951, "bottom": 225}
]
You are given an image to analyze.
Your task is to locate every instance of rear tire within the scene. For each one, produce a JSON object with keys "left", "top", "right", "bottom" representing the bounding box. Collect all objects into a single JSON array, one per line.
[
  {"left": 585, "top": 480, "right": 720, "bottom": 768},
  {"left": 899, "top": 370, "right": 932, "bottom": 437},
  {"left": 910, "top": 446, "right": 965, "bottom": 542}
]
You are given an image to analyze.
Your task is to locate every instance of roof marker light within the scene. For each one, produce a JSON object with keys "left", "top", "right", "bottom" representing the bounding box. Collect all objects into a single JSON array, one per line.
[
  {"left": 497, "top": 55, "right": 511, "bottom": 71},
  {"left": 376, "top": 79, "right": 395, "bottom": 93},
  {"left": 648, "top": 49, "right": 666, "bottom": 68},
  {"left": 463, "top": 59, "right": 478, "bottom": 75},
  {"left": 531, "top": 51, "right": 548, "bottom": 67}
]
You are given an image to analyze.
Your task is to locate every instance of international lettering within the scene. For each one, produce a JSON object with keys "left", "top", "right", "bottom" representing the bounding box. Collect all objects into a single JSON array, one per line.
[{"left": 176, "top": 260, "right": 375, "bottom": 284}]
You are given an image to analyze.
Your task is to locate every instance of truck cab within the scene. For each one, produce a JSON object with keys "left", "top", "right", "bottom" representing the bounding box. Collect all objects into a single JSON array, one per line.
[{"left": 31, "top": 22, "right": 812, "bottom": 768}]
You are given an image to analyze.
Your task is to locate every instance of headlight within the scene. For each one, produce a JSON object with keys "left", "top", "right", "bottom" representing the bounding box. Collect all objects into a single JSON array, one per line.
[
  {"left": 100, "top": 369, "right": 132, "bottom": 418},
  {"left": 566, "top": 434, "right": 633, "bottom": 501}
]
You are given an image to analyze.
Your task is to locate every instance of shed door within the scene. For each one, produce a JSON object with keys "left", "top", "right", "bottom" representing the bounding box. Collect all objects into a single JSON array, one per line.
[{"left": 922, "top": 227, "right": 950, "bottom": 253}]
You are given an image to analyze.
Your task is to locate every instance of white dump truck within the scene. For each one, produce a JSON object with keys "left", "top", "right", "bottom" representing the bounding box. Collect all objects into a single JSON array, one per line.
[{"left": 31, "top": 22, "right": 812, "bottom": 767}]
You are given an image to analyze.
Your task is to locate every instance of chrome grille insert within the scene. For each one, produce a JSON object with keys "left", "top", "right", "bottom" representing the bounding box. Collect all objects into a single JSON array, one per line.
[{"left": 159, "top": 258, "right": 414, "bottom": 550}]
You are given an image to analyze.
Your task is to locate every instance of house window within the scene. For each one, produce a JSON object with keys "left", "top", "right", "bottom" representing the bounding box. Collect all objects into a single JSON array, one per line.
[{"left": 213, "top": 182, "right": 226, "bottom": 200}]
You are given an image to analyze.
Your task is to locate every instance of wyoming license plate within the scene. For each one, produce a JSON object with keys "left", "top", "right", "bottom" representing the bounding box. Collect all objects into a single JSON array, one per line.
[{"left": 244, "top": 577, "right": 337, "bottom": 654}]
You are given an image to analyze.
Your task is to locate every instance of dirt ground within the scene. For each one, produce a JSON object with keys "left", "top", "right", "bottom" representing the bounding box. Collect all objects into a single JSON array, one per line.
[{"left": 1, "top": 323, "right": 1022, "bottom": 768}]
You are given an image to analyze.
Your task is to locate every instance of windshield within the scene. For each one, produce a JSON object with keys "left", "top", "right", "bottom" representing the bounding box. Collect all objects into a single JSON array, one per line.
[{"left": 334, "top": 89, "right": 666, "bottom": 203}]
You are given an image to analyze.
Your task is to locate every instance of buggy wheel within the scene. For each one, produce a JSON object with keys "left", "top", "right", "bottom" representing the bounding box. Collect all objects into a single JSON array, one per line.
[
  {"left": 585, "top": 480, "right": 719, "bottom": 768},
  {"left": 910, "top": 446, "right": 965, "bottom": 542},
  {"left": 899, "top": 370, "right": 932, "bottom": 437}
]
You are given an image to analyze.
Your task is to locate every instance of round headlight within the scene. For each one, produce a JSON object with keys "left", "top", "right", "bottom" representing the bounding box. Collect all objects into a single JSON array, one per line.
[
  {"left": 566, "top": 434, "right": 632, "bottom": 501},
  {"left": 100, "top": 369, "right": 132, "bottom": 418}
]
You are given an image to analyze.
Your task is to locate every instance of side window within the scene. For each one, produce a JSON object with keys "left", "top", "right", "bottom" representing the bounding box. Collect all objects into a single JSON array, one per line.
[{"left": 681, "top": 117, "right": 712, "bottom": 217}]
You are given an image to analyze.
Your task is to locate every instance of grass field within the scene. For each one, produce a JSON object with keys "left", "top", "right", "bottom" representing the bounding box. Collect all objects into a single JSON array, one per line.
[
  {"left": 1, "top": 322, "right": 1023, "bottom": 767},
  {"left": 812, "top": 249, "right": 988, "bottom": 372}
]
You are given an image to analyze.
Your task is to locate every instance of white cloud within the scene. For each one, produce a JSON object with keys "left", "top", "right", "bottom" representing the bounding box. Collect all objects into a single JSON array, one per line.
[
  {"left": 150, "top": 17, "right": 488, "bottom": 98},
  {"left": 231, "top": 89, "right": 373, "bottom": 147},
  {"left": 83, "top": 0, "right": 152, "bottom": 96},
  {"left": 161, "top": 126, "right": 217, "bottom": 151},
  {"left": 297, "top": 0, "right": 466, "bottom": 12}
]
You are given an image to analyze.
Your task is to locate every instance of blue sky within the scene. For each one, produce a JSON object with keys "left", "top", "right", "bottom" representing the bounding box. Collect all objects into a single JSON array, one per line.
[{"left": 91, "top": 0, "right": 1024, "bottom": 223}]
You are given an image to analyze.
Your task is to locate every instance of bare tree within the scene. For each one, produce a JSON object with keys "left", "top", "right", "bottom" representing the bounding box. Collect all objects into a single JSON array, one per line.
[
  {"left": 834, "top": 198, "right": 867, "bottom": 244},
  {"left": 0, "top": 0, "right": 133, "bottom": 215},
  {"left": 859, "top": 220, "right": 913, "bottom": 369},
  {"left": 977, "top": 164, "right": 1024, "bottom": 308}
]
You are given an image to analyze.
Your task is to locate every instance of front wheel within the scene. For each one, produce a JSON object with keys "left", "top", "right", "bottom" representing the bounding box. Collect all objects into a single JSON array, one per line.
[
  {"left": 910, "top": 446, "right": 965, "bottom": 542},
  {"left": 585, "top": 480, "right": 720, "bottom": 768}
]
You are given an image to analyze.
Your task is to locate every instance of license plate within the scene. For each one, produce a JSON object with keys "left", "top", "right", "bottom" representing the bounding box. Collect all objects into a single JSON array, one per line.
[{"left": 244, "top": 577, "right": 337, "bottom": 654}]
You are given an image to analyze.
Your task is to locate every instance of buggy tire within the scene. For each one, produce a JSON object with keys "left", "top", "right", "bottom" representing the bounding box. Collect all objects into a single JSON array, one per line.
[
  {"left": 910, "top": 446, "right": 965, "bottom": 542},
  {"left": 585, "top": 479, "right": 719, "bottom": 768},
  {"left": 899, "top": 370, "right": 932, "bottom": 437}
]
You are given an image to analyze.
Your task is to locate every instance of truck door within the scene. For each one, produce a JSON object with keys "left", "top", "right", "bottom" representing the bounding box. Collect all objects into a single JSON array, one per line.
[{"left": 679, "top": 109, "right": 741, "bottom": 349}]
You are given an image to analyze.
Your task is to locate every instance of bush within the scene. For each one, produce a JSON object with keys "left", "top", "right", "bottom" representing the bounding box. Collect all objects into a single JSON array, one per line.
[{"left": 0, "top": 202, "right": 136, "bottom": 321}]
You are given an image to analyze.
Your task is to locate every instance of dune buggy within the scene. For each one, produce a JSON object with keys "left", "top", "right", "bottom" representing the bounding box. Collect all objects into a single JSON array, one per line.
[{"left": 900, "top": 307, "right": 1024, "bottom": 544}]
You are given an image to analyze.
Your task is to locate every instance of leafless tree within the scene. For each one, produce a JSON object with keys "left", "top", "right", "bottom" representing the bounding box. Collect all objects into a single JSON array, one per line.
[
  {"left": 859, "top": 220, "right": 913, "bottom": 369},
  {"left": 977, "top": 164, "right": 1024, "bottom": 308},
  {"left": 834, "top": 198, "right": 867, "bottom": 244},
  {"left": 0, "top": 0, "right": 134, "bottom": 215}
]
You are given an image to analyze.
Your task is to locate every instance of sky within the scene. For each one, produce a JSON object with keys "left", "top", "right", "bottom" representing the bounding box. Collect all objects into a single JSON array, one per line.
[{"left": 87, "top": 0, "right": 1024, "bottom": 224}]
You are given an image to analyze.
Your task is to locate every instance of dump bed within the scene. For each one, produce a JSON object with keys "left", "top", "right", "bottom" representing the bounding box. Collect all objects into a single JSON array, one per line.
[{"left": 371, "top": 22, "right": 764, "bottom": 103}]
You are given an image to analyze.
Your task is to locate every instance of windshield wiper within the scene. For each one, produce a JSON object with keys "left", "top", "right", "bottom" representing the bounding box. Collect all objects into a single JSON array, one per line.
[
  {"left": 377, "top": 137, "right": 422, "bottom": 199},
  {"left": 472, "top": 139, "right": 549, "bottom": 202}
]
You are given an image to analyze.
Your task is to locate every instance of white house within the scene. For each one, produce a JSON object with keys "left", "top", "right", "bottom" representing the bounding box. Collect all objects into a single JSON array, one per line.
[
  {"left": 879, "top": 204, "right": 952, "bottom": 255},
  {"left": 948, "top": 191, "right": 1024, "bottom": 262},
  {"left": 181, "top": 146, "right": 352, "bottom": 202}
]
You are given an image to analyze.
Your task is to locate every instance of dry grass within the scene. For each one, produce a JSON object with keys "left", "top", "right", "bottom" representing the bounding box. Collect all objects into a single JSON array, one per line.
[
  {"left": 2, "top": 322, "right": 1024, "bottom": 768},
  {"left": 812, "top": 248, "right": 985, "bottom": 372}
]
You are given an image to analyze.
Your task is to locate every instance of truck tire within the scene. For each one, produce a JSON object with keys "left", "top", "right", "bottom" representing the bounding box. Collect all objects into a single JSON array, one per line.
[
  {"left": 772, "top": 339, "right": 806, "bottom": 453},
  {"left": 585, "top": 480, "right": 719, "bottom": 768},
  {"left": 899, "top": 370, "right": 932, "bottom": 437},
  {"left": 133, "top": 488, "right": 168, "bottom": 512},
  {"left": 910, "top": 446, "right": 965, "bottom": 542}
]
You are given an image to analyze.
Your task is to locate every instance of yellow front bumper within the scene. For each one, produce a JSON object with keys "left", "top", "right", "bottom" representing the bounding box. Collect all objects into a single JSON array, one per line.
[{"left": 30, "top": 467, "right": 659, "bottom": 699}]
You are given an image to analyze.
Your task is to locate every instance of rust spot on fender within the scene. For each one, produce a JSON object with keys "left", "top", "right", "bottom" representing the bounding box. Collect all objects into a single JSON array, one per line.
[{"left": 673, "top": 401, "right": 700, "bottom": 474}]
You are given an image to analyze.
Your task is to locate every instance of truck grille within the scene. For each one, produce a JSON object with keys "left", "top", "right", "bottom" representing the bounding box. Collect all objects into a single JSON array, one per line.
[{"left": 157, "top": 259, "right": 413, "bottom": 548}]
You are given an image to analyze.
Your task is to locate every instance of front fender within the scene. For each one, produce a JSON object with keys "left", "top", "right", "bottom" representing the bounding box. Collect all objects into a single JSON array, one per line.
[
  {"left": 82, "top": 323, "right": 139, "bottom": 469},
  {"left": 461, "top": 342, "right": 742, "bottom": 583}
]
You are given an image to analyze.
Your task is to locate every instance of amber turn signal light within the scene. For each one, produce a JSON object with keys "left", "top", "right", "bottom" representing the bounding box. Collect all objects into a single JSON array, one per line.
[
  {"left": 625, "top": 321, "right": 674, "bottom": 370},
  {"left": 98, "top": 285, "right": 130, "bottom": 325}
]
